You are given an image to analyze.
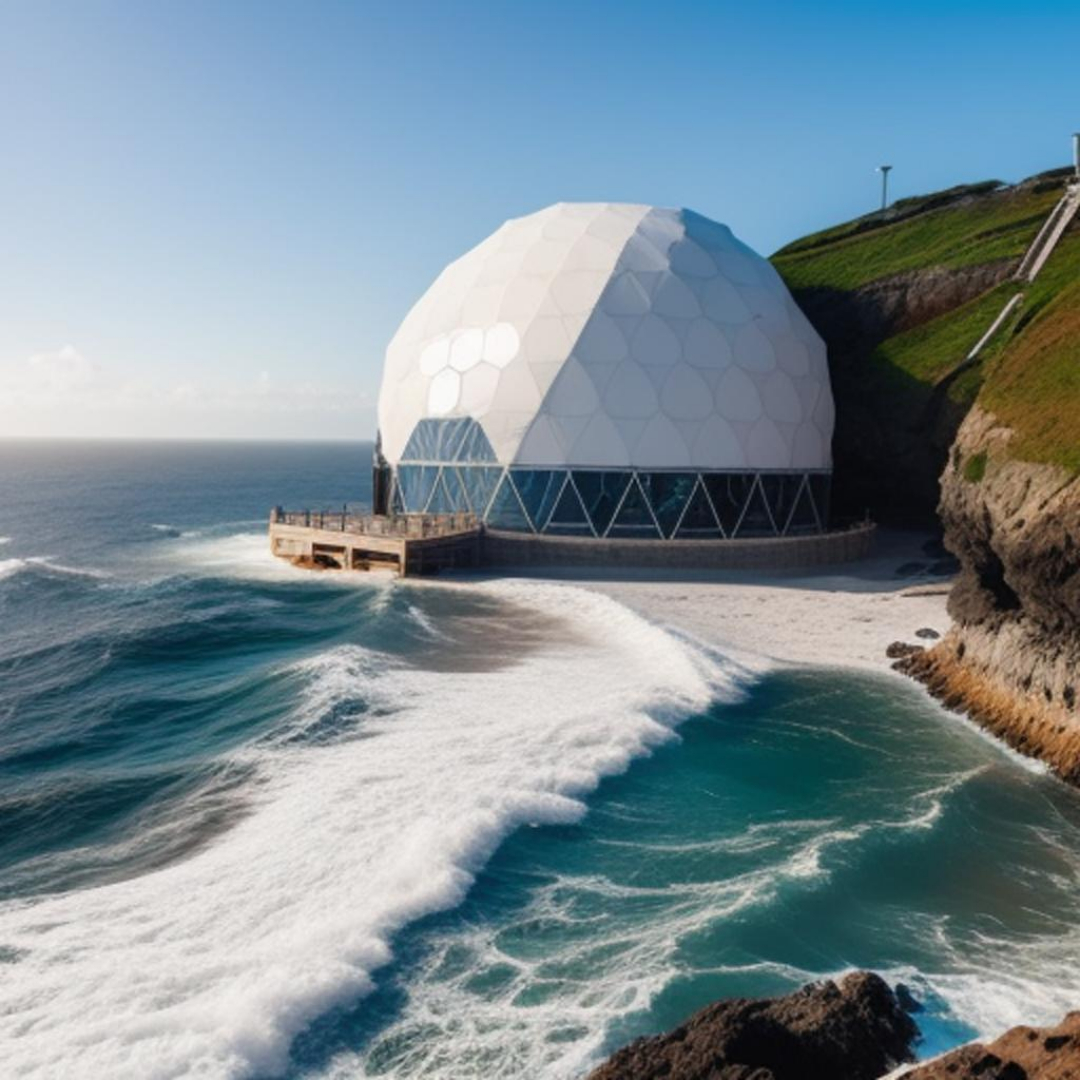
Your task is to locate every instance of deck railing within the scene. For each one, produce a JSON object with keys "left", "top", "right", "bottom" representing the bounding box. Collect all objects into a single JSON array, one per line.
[{"left": 270, "top": 508, "right": 478, "bottom": 538}]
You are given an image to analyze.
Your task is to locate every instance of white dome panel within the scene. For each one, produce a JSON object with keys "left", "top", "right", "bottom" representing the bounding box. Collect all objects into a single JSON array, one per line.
[
  {"left": 684, "top": 318, "right": 732, "bottom": 370},
  {"left": 715, "top": 365, "right": 763, "bottom": 423},
  {"left": 570, "top": 412, "right": 629, "bottom": 467},
  {"left": 449, "top": 329, "right": 485, "bottom": 372},
  {"left": 377, "top": 203, "right": 831, "bottom": 470},
  {"left": 633, "top": 413, "right": 691, "bottom": 468},
  {"left": 483, "top": 323, "right": 520, "bottom": 368},
  {"left": 603, "top": 360, "right": 660, "bottom": 419},
  {"left": 760, "top": 371, "right": 803, "bottom": 425},
  {"left": 792, "top": 423, "right": 825, "bottom": 468},
  {"left": 459, "top": 363, "right": 501, "bottom": 416},
  {"left": 653, "top": 272, "right": 701, "bottom": 317},
  {"left": 631, "top": 314, "right": 681, "bottom": 367},
  {"left": 428, "top": 369, "right": 461, "bottom": 416},
  {"left": 733, "top": 323, "right": 777, "bottom": 373},
  {"left": 693, "top": 415, "right": 746, "bottom": 468},
  {"left": 661, "top": 365, "right": 712, "bottom": 420},
  {"left": 746, "top": 417, "right": 791, "bottom": 469}
]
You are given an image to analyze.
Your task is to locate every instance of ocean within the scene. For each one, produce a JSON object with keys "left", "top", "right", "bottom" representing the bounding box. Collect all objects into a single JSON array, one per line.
[{"left": 2, "top": 439, "right": 1080, "bottom": 1079}]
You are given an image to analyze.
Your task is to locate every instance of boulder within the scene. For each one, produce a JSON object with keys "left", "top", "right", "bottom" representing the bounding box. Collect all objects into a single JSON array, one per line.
[
  {"left": 586, "top": 972, "right": 917, "bottom": 1080},
  {"left": 899, "top": 1010, "right": 1080, "bottom": 1079}
]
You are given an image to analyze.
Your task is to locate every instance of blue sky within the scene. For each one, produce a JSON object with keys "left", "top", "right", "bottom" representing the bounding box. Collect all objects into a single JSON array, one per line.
[{"left": 2, "top": 0, "right": 1077, "bottom": 439}]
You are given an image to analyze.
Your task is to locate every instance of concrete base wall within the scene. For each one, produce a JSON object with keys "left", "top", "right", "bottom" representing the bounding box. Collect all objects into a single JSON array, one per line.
[{"left": 481, "top": 523, "right": 876, "bottom": 571}]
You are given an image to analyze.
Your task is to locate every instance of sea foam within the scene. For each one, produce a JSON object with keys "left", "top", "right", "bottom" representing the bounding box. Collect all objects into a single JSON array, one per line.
[{"left": 0, "top": 581, "right": 738, "bottom": 1079}]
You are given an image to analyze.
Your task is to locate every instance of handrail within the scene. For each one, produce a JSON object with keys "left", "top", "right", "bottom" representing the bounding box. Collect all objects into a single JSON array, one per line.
[
  {"left": 1015, "top": 183, "right": 1080, "bottom": 282},
  {"left": 270, "top": 508, "right": 479, "bottom": 538}
]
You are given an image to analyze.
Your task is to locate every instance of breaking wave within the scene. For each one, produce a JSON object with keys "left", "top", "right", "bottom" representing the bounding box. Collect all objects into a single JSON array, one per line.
[{"left": 0, "top": 582, "right": 742, "bottom": 1079}]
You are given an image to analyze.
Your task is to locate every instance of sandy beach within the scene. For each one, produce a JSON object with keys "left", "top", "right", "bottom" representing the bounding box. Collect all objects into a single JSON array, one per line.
[{"left": 499, "top": 529, "right": 953, "bottom": 676}]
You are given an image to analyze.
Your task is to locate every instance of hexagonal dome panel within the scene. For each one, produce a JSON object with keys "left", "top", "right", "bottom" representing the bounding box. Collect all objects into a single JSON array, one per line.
[{"left": 378, "top": 203, "right": 831, "bottom": 471}]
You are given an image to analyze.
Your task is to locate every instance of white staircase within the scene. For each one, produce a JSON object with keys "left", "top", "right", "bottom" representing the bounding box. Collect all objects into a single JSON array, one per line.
[
  {"left": 1015, "top": 182, "right": 1080, "bottom": 282},
  {"left": 930, "top": 180, "right": 1078, "bottom": 400}
]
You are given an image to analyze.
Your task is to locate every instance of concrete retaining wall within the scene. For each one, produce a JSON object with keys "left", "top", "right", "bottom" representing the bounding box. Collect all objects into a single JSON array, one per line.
[{"left": 481, "top": 523, "right": 876, "bottom": 571}]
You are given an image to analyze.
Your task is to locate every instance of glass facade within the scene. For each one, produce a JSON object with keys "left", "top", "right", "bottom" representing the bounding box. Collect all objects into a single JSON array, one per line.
[{"left": 389, "top": 419, "right": 830, "bottom": 539}]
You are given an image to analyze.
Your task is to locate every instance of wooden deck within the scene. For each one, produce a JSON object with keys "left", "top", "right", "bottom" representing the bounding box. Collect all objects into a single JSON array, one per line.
[{"left": 268, "top": 510, "right": 481, "bottom": 577}]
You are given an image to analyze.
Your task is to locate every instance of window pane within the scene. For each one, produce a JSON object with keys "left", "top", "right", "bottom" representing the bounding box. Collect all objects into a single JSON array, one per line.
[
  {"left": 460, "top": 466, "right": 504, "bottom": 518},
  {"left": 640, "top": 472, "right": 695, "bottom": 538},
  {"left": 809, "top": 474, "right": 830, "bottom": 529},
  {"left": 704, "top": 474, "right": 753, "bottom": 535},
  {"left": 572, "top": 471, "right": 631, "bottom": 536},
  {"left": 456, "top": 422, "right": 497, "bottom": 463},
  {"left": 487, "top": 474, "right": 531, "bottom": 531},
  {"left": 546, "top": 477, "right": 593, "bottom": 535},
  {"left": 675, "top": 478, "right": 722, "bottom": 537},
  {"left": 608, "top": 477, "right": 660, "bottom": 538},
  {"left": 397, "top": 465, "right": 439, "bottom": 512},
  {"left": 760, "top": 474, "right": 802, "bottom": 534},
  {"left": 734, "top": 478, "right": 776, "bottom": 536},
  {"left": 511, "top": 470, "right": 565, "bottom": 531},
  {"left": 426, "top": 471, "right": 457, "bottom": 514},
  {"left": 443, "top": 467, "right": 473, "bottom": 512},
  {"left": 786, "top": 478, "right": 820, "bottom": 534}
]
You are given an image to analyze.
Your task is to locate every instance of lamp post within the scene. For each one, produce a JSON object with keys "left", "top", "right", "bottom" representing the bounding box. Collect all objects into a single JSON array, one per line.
[
  {"left": 1073, "top": 133, "right": 1079, "bottom": 180},
  {"left": 877, "top": 165, "right": 893, "bottom": 211}
]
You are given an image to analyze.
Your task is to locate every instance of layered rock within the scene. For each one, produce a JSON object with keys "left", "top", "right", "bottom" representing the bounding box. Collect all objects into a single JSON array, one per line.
[
  {"left": 897, "top": 406, "right": 1080, "bottom": 782},
  {"left": 585, "top": 972, "right": 916, "bottom": 1080},
  {"left": 899, "top": 1010, "right": 1080, "bottom": 1079}
]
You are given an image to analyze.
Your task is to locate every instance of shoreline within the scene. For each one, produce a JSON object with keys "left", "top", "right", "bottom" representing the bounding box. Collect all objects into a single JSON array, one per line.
[{"left": 471, "top": 529, "right": 954, "bottom": 677}]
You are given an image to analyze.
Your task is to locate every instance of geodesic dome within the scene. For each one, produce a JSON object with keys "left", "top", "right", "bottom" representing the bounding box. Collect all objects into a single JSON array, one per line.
[{"left": 375, "top": 203, "right": 834, "bottom": 539}]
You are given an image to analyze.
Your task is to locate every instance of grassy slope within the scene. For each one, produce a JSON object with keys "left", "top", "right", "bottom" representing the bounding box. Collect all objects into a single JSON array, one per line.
[
  {"left": 775, "top": 184, "right": 1058, "bottom": 291},
  {"left": 772, "top": 175, "right": 1078, "bottom": 472},
  {"left": 981, "top": 230, "right": 1080, "bottom": 471}
]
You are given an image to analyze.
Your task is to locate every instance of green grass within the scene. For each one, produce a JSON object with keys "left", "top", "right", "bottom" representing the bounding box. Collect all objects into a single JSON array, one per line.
[
  {"left": 770, "top": 172, "right": 1079, "bottom": 474},
  {"left": 773, "top": 184, "right": 1060, "bottom": 292},
  {"left": 963, "top": 452, "right": 987, "bottom": 482},
  {"left": 979, "top": 229, "right": 1080, "bottom": 472},
  {"left": 868, "top": 281, "right": 1021, "bottom": 386}
]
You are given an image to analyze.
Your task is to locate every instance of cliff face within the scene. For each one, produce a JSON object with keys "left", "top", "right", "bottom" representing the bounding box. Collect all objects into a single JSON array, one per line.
[{"left": 898, "top": 405, "right": 1080, "bottom": 780}]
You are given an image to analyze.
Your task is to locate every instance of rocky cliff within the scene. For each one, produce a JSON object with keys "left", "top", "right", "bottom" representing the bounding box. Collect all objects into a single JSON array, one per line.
[
  {"left": 774, "top": 167, "right": 1080, "bottom": 784},
  {"left": 896, "top": 405, "right": 1080, "bottom": 781},
  {"left": 898, "top": 1010, "right": 1080, "bottom": 1079}
]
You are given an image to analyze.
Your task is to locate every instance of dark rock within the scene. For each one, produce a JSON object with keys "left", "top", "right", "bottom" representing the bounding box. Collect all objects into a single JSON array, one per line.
[
  {"left": 915, "top": 628, "right": 942, "bottom": 640},
  {"left": 899, "top": 1010, "right": 1080, "bottom": 1078},
  {"left": 895, "top": 983, "right": 924, "bottom": 1014},
  {"left": 586, "top": 972, "right": 917, "bottom": 1080},
  {"left": 887, "top": 641, "right": 925, "bottom": 659}
]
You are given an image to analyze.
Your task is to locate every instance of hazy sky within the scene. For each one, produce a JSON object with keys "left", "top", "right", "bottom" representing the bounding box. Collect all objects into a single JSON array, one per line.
[{"left": 2, "top": 0, "right": 1078, "bottom": 440}]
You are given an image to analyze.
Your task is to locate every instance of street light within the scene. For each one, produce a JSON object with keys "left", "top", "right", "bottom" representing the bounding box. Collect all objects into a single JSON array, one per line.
[{"left": 876, "top": 165, "right": 893, "bottom": 211}]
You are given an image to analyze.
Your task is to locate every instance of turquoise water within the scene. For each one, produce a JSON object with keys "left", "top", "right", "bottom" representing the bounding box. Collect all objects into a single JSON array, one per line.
[{"left": 2, "top": 440, "right": 1080, "bottom": 1079}]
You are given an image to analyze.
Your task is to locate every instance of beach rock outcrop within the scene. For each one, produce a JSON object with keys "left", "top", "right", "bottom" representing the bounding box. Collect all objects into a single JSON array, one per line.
[
  {"left": 897, "top": 1010, "right": 1080, "bottom": 1079},
  {"left": 897, "top": 406, "right": 1080, "bottom": 784},
  {"left": 887, "top": 642, "right": 925, "bottom": 659},
  {"left": 585, "top": 971, "right": 917, "bottom": 1080}
]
